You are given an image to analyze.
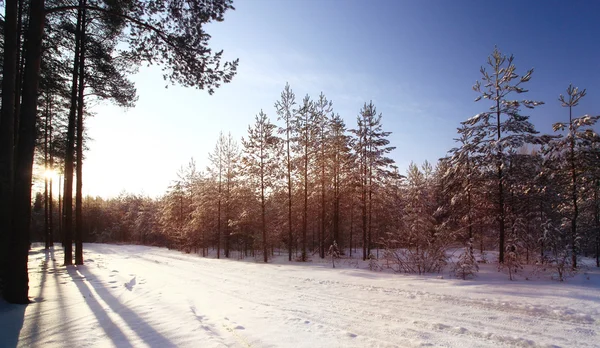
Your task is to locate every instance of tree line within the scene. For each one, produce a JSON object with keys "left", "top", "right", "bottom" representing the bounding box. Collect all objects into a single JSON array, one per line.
[{"left": 33, "top": 48, "right": 600, "bottom": 283}]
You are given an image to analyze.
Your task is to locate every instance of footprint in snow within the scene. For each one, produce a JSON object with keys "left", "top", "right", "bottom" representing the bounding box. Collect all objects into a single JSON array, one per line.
[
  {"left": 111, "top": 270, "right": 118, "bottom": 273},
  {"left": 124, "top": 276, "right": 136, "bottom": 291},
  {"left": 234, "top": 326, "right": 245, "bottom": 330},
  {"left": 347, "top": 333, "right": 357, "bottom": 338}
]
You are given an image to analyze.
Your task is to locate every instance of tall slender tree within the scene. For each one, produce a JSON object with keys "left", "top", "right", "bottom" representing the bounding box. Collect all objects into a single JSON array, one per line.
[
  {"left": 242, "top": 111, "right": 279, "bottom": 263},
  {"left": 469, "top": 47, "right": 543, "bottom": 263},
  {"left": 292, "top": 96, "right": 316, "bottom": 261},
  {"left": 275, "top": 83, "right": 296, "bottom": 261},
  {"left": 314, "top": 92, "right": 333, "bottom": 258},
  {"left": 351, "top": 101, "right": 395, "bottom": 260}
]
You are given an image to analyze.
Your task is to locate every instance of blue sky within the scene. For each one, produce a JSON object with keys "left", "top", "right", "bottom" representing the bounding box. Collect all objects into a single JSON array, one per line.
[{"left": 82, "top": 0, "right": 600, "bottom": 198}]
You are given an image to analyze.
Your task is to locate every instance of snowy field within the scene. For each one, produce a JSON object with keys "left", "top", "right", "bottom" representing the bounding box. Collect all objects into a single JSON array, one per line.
[{"left": 1, "top": 244, "right": 599, "bottom": 348}]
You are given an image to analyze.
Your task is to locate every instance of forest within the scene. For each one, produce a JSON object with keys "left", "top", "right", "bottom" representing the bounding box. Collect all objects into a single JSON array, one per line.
[
  {"left": 0, "top": 0, "right": 599, "bottom": 308},
  {"left": 31, "top": 48, "right": 600, "bottom": 283}
]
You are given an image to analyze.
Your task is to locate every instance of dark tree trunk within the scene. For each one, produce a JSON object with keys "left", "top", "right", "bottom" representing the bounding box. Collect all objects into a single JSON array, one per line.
[
  {"left": 224, "top": 175, "right": 230, "bottom": 258},
  {"left": 332, "top": 153, "right": 340, "bottom": 249},
  {"left": 75, "top": 0, "right": 87, "bottom": 265},
  {"left": 496, "top": 97, "right": 505, "bottom": 264},
  {"left": 58, "top": 175, "right": 62, "bottom": 245},
  {"left": 63, "top": 1, "right": 83, "bottom": 265},
  {"left": 361, "top": 156, "right": 367, "bottom": 261},
  {"left": 13, "top": 0, "right": 25, "bottom": 146},
  {"left": 0, "top": 0, "right": 19, "bottom": 288},
  {"left": 302, "top": 140, "right": 308, "bottom": 261},
  {"left": 217, "top": 163, "right": 221, "bottom": 259},
  {"left": 320, "top": 150, "right": 325, "bottom": 259},
  {"left": 44, "top": 102, "right": 49, "bottom": 249},
  {"left": 286, "top": 126, "right": 292, "bottom": 261},
  {"left": 595, "top": 180, "right": 599, "bottom": 268},
  {"left": 261, "top": 143, "right": 267, "bottom": 263},
  {"left": 5, "top": 0, "right": 46, "bottom": 304},
  {"left": 569, "top": 106, "right": 578, "bottom": 269}
]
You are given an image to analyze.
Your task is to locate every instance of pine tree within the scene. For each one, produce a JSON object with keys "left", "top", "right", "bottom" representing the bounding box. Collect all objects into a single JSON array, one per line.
[
  {"left": 292, "top": 96, "right": 317, "bottom": 261},
  {"left": 275, "top": 83, "right": 297, "bottom": 261},
  {"left": 453, "top": 239, "right": 479, "bottom": 280},
  {"left": 468, "top": 47, "right": 543, "bottom": 263},
  {"left": 242, "top": 111, "right": 279, "bottom": 263},
  {"left": 351, "top": 101, "right": 396, "bottom": 260},
  {"left": 329, "top": 113, "right": 353, "bottom": 252},
  {"left": 550, "top": 85, "right": 599, "bottom": 269},
  {"left": 314, "top": 92, "right": 333, "bottom": 259}
]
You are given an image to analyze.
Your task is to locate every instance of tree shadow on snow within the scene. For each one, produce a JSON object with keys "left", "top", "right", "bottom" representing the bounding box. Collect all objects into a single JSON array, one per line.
[
  {"left": 0, "top": 296, "right": 27, "bottom": 348},
  {"left": 68, "top": 266, "right": 176, "bottom": 348}
]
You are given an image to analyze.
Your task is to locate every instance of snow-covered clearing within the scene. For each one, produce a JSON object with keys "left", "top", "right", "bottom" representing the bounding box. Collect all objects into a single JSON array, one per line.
[{"left": 1, "top": 244, "right": 599, "bottom": 348}]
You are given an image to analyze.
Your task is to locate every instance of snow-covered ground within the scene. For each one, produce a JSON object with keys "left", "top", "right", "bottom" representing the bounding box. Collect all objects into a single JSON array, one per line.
[{"left": 1, "top": 244, "right": 599, "bottom": 348}]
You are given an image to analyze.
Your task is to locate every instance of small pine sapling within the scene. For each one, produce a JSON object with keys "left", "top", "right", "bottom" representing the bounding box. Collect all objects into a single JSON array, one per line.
[
  {"left": 501, "top": 242, "right": 523, "bottom": 280},
  {"left": 368, "top": 253, "right": 380, "bottom": 271},
  {"left": 328, "top": 240, "right": 340, "bottom": 268},
  {"left": 453, "top": 240, "right": 479, "bottom": 280}
]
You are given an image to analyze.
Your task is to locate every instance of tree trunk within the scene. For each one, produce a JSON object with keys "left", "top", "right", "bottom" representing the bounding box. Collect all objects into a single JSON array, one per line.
[
  {"left": 217, "top": 161, "right": 221, "bottom": 259},
  {"left": 75, "top": 0, "right": 87, "bottom": 265},
  {"left": 286, "top": 126, "right": 292, "bottom": 261},
  {"left": 496, "top": 97, "right": 505, "bottom": 264},
  {"left": 63, "top": 1, "right": 83, "bottom": 265},
  {"left": 261, "top": 144, "right": 267, "bottom": 263},
  {"left": 569, "top": 105, "right": 578, "bottom": 269},
  {"left": 13, "top": 0, "right": 25, "bottom": 146},
  {"left": 58, "top": 175, "right": 62, "bottom": 245},
  {"left": 5, "top": 0, "right": 46, "bottom": 304},
  {"left": 594, "top": 180, "right": 599, "bottom": 267},
  {"left": 44, "top": 102, "right": 49, "bottom": 249},
  {"left": 320, "top": 143, "right": 325, "bottom": 259},
  {"left": 0, "top": 0, "right": 19, "bottom": 288},
  {"left": 302, "top": 141, "right": 308, "bottom": 261}
]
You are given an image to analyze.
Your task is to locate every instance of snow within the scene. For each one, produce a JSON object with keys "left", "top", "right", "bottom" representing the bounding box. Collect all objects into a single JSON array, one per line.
[{"left": 1, "top": 244, "right": 599, "bottom": 348}]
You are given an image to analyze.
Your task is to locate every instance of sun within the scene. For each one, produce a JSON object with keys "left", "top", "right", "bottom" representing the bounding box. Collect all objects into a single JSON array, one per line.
[{"left": 44, "top": 169, "right": 57, "bottom": 180}]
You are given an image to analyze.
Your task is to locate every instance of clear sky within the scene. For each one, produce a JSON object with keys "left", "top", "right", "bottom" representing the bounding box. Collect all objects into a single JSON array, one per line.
[{"left": 81, "top": 0, "right": 600, "bottom": 198}]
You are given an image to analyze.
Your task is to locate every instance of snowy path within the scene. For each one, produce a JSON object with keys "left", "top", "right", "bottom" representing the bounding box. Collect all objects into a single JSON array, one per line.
[{"left": 4, "top": 244, "right": 600, "bottom": 347}]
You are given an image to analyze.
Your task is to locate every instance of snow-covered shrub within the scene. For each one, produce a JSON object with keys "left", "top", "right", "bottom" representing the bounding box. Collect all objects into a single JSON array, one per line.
[
  {"left": 382, "top": 241, "right": 447, "bottom": 274},
  {"left": 548, "top": 250, "right": 577, "bottom": 281}
]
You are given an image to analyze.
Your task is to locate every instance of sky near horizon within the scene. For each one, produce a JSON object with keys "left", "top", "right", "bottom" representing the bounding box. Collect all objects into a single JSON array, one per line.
[{"left": 79, "top": 0, "right": 600, "bottom": 198}]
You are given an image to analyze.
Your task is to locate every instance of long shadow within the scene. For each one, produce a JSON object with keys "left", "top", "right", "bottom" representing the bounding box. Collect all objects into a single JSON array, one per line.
[
  {"left": 67, "top": 267, "right": 134, "bottom": 348},
  {"left": 24, "top": 249, "right": 50, "bottom": 343},
  {"left": 0, "top": 299, "right": 26, "bottom": 347},
  {"left": 68, "top": 266, "right": 176, "bottom": 347},
  {"left": 0, "top": 247, "right": 47, "bottom": 347}
]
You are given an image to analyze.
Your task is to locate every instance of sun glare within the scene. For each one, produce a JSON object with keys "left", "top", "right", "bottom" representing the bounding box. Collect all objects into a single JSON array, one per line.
[{"left": 44, "top": 169, "right": 57, "bottom": 179}]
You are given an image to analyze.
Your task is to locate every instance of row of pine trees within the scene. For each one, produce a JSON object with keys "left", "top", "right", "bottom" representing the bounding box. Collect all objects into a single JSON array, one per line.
[{"left": 33, "top": 49, "right": 600, "bottom": 280}]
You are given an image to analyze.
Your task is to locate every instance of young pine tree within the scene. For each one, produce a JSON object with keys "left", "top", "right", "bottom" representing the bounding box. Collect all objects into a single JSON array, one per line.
[
  {"left": 467, "top": 47, "right": 543, "bottom": 263},
  {"left": 242, "top": 111, "right": 280, "bottom": 263}
]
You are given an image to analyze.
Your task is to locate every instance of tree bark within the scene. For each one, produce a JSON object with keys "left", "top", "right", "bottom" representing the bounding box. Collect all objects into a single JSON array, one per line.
[
  {"left": 75, "top": 0, "right": 87, "bottom": 265},
  {"left": 496, "top": 96, "right": 505, "bottom": 263},
  {"left": 286, "top": 124, "right": 292, "bottom": 261},
  {"left": 44, "top": 102, "right": 49, "bottom": 249},
  {"left": 0, "top": 0, "right": 19, "bottom": 288},
  {"left": 63, "top": 0, "right": 83, "bottom": 265},
  {"left": 5, "top": 0, "right": 46, "bottom": 304},
  {"left": 569, "top": 105, "right": 578, "bottom": 269}
]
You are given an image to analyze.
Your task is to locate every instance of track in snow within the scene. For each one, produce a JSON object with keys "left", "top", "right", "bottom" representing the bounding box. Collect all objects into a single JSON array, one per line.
[{"left": 6, "top": 244, "right": 600, "bottom": 348}]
